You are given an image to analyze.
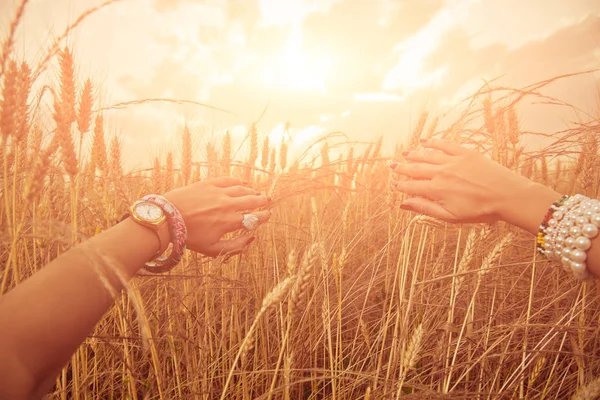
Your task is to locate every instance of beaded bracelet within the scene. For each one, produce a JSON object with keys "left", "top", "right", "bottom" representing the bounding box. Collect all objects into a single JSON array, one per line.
[
  {"left": 538, "top": 194, "right": 600, "bottom": 280},
  {"left": 536, "top": 194, "right": 569, "bottom": 255},
  {"left": 142, "top": 194, "right": 188, "bottom": 273}
]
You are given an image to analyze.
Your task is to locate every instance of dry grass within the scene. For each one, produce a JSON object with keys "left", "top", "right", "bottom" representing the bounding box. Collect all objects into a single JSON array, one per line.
[{"left": 2, "top": 4, "right": 600, "bottom": 400}]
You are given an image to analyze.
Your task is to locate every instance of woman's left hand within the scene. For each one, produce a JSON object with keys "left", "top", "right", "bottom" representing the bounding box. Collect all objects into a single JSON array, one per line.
[{"left": 390, "top": 138, "right": 541, "bottom": 225}]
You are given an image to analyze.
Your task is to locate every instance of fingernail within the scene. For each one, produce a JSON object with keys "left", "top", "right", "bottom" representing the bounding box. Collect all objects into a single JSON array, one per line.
[
  {"left": 242, "top": 180, "right": 249, "bottom": 185},
  {"left": 389, "top": 162, "right": 398, "bottom": 169},
  {"left": 267, "top": 195, "right": 272, "bottom": 202},
  {"left": 401, "top": 150, "right": 409, "bottom": 157},
  {"left": 419, "top": 138, "right": 427, "bottom": 144},
  {"left": 247, "top": 236, "right": 256, "bottom": 244},
  {"left": 400, "top": 203, "right": 413, "bottom": 211}
]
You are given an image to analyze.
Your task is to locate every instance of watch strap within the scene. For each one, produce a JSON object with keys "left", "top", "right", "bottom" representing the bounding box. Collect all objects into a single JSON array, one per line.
[
  {"left": 119, "top": 211, "right": 164, "bottom": 261},
  {"left": 140, "top": 194, "right": 187, "bottom": 273}
]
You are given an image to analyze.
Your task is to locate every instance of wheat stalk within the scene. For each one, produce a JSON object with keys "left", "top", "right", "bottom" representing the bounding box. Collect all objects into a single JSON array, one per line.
[
  {"left": 0, "top": 0, "right": 29, "bottom": 79},
  {"left": 108, "top": 135, "right": 122, "bottom": 180},
  {"left": 528, "top": 355, "right": 546, "bottom": 387},
  {"left": 269, "top": 147, "right": 277, "bottom": 176},
  {"left": 181, "top": 125, "right": 192, "bottom": 185},
  {"left": 410, "top": 214, "right": 445, "bottom": 228},
  {"left": 403, "top": 323, "right": 423, "bottom": 372},
  {"left": 1, "top": 60, "right": 18, "bottom": 141},
  {"left": 478, "top": 232, "right": 514, "bottom": 279},
  {"left": 221, "top": 276, "right": 296, "bottom": 400},
  {"left": 396, "top": 323, "right": 424, "bottom": 397},
  {"left": 14, "top": 61, "right": 31, "bottom": 147},
  {"left": 454, "top": 228, "right": 478, "bottom": 296},
  {"left": 164, "top": 151, "right": 173, "bottom": 191},
  {"left": 289, "top": 244, "right": 318, "bottom": 320},
  {"left": 409, "top": 111, "right": 428, "bottom": 149},
  {"left": 91, "top": 114, "right": 106, "bottom": 175},
  {"left": 279, "top": 140, "right": 288, "bottom": 172},
  {"left": 76, "top": 78, "right": 93, "bottom": 135},
  {"left": 507, "top": 104, "right": 520, "bottom": 145},
  {"left": 221, "top": 130, "right": 231, "bottom": 175}
]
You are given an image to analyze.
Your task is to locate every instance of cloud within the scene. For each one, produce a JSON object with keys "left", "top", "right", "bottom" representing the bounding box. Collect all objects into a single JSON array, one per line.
[
  {"left": 106, "top": 0, "right": 599, "bottom": 165},
  {"left": 419, "top": 12, "right": 600, "bottom": 104},
  {"left": 299, "top": 0, "right": 445, "bottom": 93},
  {"left": 383, "top": 0, "right": 477, "bottom": 95},
  {"left": 503, "top": 13, "right": 600, "bottom": 85},
  {"left": 121, "top": 0, "right": 446, "bottom": 104},
  {"left": 151, "top": 0, "right": 217, "bottom": 13},
  {"left": 354, "top": 93, "right": 406, "bottom": 102},
  {"left": 463, "top": 0, "right": 600, "bottom": 49}
]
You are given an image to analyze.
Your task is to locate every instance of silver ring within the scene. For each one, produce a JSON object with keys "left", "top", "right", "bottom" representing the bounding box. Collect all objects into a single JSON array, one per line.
[{"left": 242, "top": 213, "right": 260, "bottom": 231}]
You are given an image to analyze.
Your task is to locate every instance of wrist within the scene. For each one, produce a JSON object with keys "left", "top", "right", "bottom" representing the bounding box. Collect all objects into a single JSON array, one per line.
[
  {"left": 102, "top": 218, "right": 168, "bottom": 277},
  {"left": 498, "top": 179, "right": 563, "bottom": 235}
]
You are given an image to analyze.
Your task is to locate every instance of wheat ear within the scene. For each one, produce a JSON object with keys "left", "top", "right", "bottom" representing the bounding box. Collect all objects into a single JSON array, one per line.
[{"left": 221, "top": 276, "right": 296, "bottom": 400}]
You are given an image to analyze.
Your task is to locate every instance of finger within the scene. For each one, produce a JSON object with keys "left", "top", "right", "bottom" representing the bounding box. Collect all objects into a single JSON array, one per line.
[
  {"left": 209, "top": 176, "right": 246, "bottom": 188},
  {"left": 223, "top": 210, "right": 272, "bottom": 232},
  {"left": 402, "top": 149, "right": 450, "bottom": 165},
  {"left": 245, "top": 210, "right": 272, "bottom": 225},
  {"left": 223, "top": 185, "right": 260, "bottom": 197},
  {"left": 392, "top": 162, "right": 441, "bottom": 180},
  {"left": 400, "top": 198, "right": 457, "bottom": 222},
  {"left": 394, "top": 179, "right": 436, "bottom": 198},
  {"left": 204, "top": 235, "right": 255, "bottom": 258},
  {"left": 241, "top": 210, "right": 271, "bottom": 229},
  {"left": 228, "top": 194, "right": 271, "bottom": 211},
  {"left": 421, "top": 138, "right": 469, "bottom": 156}
]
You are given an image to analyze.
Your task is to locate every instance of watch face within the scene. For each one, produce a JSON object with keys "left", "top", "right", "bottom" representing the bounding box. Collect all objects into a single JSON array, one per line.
[{"left": 134, "top": 202, "right": 163, "bottom": 221}]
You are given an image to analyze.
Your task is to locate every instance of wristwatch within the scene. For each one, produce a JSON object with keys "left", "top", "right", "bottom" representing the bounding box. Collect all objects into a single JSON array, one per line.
[{"left": 129, "top": 199, "right": 167, "bottom": 259}]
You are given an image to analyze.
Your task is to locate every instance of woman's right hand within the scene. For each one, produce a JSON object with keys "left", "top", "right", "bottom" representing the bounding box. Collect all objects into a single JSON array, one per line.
[{"left": 164, "top": 177, "right": 272, "bottom": 257}]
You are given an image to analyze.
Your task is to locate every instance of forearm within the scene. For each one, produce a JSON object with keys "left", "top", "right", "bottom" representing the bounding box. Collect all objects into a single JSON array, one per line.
[
  {"left": 0, "top": 218, "right": 167, "bottom": 399},
  {"left": 500, "top": 181, "right": 600, "bottom": 277}
]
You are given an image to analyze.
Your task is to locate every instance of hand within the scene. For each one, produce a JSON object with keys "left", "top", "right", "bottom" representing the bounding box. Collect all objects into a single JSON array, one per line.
[
  {"left": 390, "top": 139, "right": 534, "bottom": 224},
  {"left": 163, "top": 177, "right": 271, "bottom": 257}
]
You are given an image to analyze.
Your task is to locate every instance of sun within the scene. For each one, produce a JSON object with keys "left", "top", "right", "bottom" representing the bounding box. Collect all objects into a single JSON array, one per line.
[{"left": 261, "top": 28, "right": 332, "bottom": 93}]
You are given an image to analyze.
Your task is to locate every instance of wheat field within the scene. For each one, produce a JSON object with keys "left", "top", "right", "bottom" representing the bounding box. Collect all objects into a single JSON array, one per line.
[{"left": 2, "top": 2, "right": 600, "bottom": 400}]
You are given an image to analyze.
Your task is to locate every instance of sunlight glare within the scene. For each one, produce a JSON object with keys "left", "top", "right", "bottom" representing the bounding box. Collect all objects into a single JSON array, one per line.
[
  {"left": 259, "top": 0, "right": 314, "bottom": 26},
  {"left": 261, "top": 28, "right": 331, "bottom": 92},
  {"left": 354, "top": 93, "right": 406, "bottom": 102},
  {"left": 269, "top": 123, "right": 326, "bottom": 148}
]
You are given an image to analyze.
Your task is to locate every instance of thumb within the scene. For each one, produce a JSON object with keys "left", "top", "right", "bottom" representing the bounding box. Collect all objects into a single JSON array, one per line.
[
  {"left": 204, "top": 235, "right": 256, "bottom": 258},
  {"left": 400, "top": 198, "right": 456, "bottom": 222}
]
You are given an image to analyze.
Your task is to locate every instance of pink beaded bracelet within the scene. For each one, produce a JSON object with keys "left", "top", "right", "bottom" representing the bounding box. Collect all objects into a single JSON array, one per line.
[{"left": 141, "top": 194, "right": 187, "bottom": 273}]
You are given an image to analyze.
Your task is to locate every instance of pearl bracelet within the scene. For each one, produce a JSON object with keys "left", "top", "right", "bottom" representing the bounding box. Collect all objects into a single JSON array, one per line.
[
  {"left": 545, "top": 195, "right": 585, "bottom": 261},
  {"left": 539, "top": 194, "right": 600, "bottom": 280}
]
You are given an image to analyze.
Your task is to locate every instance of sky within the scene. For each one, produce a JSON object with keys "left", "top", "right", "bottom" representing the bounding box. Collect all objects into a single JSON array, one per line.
[{"left": 2, "top": 0, "right": 600, "bottom": 168}]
